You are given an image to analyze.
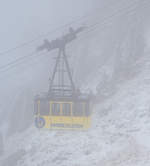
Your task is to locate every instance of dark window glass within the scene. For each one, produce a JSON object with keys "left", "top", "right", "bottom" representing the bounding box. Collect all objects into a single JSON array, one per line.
[
  {"left": 34, "top": 101, "right": 39, "bottom": 115},
  {"left": 62, "top": 103, "right": 71, "bottom": 116},
  {"left": 51, "top": 103, "right": 61, "bottom": 116},
  {"left": 73, "top": 103, "right": 84, "bottom": 116},
  {"left": 40, "top": 100, "right": 50, "bottom": 115}
]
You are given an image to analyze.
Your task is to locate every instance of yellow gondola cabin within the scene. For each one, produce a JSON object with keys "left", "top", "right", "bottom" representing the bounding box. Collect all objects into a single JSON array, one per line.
[
  {"left": 34, "top": 94, "right": 91, "bottom": 129},
  {"left": 34, "top": 27, "right": 92, "bottom": 130}
]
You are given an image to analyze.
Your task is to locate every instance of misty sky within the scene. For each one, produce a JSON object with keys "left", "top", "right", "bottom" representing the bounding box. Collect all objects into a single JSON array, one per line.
[
  {"left": 0, "top": 0, "right": 150, "bottom": 135},
  {"left": 0, "top": 0, "right": 98, "bottom": 127},
  {"left": 0, "top": 0, "right": 96, "bottom": 52}
]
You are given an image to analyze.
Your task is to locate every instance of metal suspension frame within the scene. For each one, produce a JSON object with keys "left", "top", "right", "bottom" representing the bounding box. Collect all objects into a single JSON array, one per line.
[
  {"left": 49, "top": 46, "right": 75, "bottom": 96},
  {"left": 37, "top": 26, "right": 85, "bottom": 97}
]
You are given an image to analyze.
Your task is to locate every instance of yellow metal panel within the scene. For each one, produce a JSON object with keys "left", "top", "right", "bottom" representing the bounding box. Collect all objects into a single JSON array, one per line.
[
  {"left": 43, "top": 116, "right": 50, "bottom": 129},
  {"left": 35, "top": 100, "right": 92, "bottom": 130},
  {"left": 35, "top": 116, "right": 91, "bottom": 130}
]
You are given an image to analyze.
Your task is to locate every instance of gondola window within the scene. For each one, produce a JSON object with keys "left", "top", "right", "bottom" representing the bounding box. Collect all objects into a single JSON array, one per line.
[
  {"left": 62, "top": 103, "right": 71, "bottom": 116},
  {"left": 51, "top": 103, "right": 61, "bottom": 116}
]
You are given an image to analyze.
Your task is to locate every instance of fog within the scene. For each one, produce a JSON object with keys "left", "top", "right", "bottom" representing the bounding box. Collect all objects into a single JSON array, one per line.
[
  {"left": 0, "top": 0, "right": 95, "bottom": 131},
  {"left": 1, "top": 0, "right": 150, "bottom": 165}
]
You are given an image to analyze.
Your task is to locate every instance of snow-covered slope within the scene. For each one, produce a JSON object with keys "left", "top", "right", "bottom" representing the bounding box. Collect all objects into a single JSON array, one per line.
[
  {"left": 0, "top": 1, "right": 150, "bottom": 165},
  {"left": 0, "top": 0, "right": 149, "bottom": 138},
  {"left": 1, "top": 52, "right": 150, "bottom": 166}
]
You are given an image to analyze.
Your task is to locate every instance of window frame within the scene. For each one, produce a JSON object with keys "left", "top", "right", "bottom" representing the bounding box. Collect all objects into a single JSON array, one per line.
[
  {"left": 62, "top": 102, "right": 72, "bottom": 116},
  {"left": 50, "top": 101, "right": 72, "bottom": 116},
  {"left": 51, "top": 102, "right": 61, "bottom": 116}
]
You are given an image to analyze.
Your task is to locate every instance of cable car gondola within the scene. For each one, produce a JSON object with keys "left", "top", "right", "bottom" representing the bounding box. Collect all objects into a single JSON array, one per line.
[{"left": 34, "top": 27, "right": 92, "bottom": 130}]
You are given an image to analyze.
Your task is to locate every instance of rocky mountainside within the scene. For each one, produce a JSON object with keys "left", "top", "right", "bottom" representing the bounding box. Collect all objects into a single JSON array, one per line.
[
  {"left": 0, "top": 1, "right": 150, "bottom": 165},
  {"left": 1, "top": 51, "right": 150, "bottom": 166}
]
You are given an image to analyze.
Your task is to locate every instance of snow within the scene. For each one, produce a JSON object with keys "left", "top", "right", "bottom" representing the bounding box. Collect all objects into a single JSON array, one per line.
[
  {"left": 0, "top": 1, "right": 150, "bottom": 165},
  {"left": 1, "top": 52, "right": 150, "bottom": 166}
]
